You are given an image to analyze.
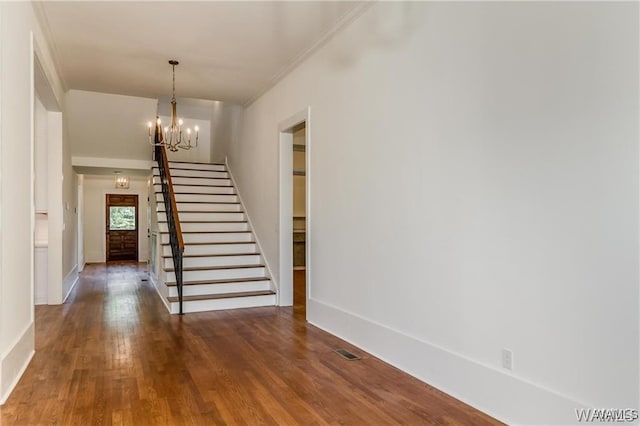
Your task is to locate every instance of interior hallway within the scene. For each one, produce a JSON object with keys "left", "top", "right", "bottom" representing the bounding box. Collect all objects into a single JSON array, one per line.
[{"left": 0, "top": 263, "right": 501, "bottom": 425}]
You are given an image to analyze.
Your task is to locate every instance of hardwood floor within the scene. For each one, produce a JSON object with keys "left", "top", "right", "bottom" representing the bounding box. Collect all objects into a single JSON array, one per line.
[
  {"left": 0, "top": 263, "right": 501, "bottom": 425},
  {"left": 293, "top": 269, "right": 306, "bottom": 317}
]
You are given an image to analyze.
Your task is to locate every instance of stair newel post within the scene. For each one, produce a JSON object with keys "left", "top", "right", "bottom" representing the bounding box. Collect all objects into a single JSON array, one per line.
[{"left": 154, "top": 119, "right": 185, "bottom": 314}]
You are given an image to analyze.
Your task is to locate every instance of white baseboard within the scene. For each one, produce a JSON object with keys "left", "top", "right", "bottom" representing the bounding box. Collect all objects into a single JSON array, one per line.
[
  {"left": 149, "top": 273, "right": 171, "bottom": 313},
  {"left": 307, "top": 298, "right": 587, "bottom": 425},
  {"left": 62, "top": 265, "right": 79, "bottom": 303},
  {"left": 78, "top": 261, "right": 85, "bottom": 272},
  {"left": 0, "top": 322, "right": 35, "bottom": 405}
]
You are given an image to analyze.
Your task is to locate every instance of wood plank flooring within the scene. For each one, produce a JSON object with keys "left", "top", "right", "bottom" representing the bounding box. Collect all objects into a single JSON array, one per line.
[{"left": 0, "top": 263, "right": 502, "bottom": 425}]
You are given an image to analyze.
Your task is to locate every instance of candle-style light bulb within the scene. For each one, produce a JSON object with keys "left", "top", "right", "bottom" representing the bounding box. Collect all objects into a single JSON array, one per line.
[{"left": 178, "top": 119, "right": 184, "bottom": 126}]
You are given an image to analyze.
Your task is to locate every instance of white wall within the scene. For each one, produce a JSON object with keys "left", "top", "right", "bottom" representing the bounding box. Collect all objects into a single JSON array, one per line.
[
  {"left": 66, "top": 90, "right": 157, "bottom": 161},
  {"left": 62, "top": 109, "right": 78, "bottom": 296},
  {"left": 158, "top": 115, "right": 211, "bottom": 163},
  {"left": 158, "top": 97, "right": 243, "bottom": 164},
  {"left": 34, "top": 96, "right": 47, "bottom": 212},
  {"left": 210, "top": 102, "right": 243, "bottom": 163},
  {"left": 46, "top": 111, "right": 64, "bottom": 305},
  {"left": 0, "top": 1, "right": 66, "bottom": 403},
  {"left": 77, "top": 175, "right": 84, "bottom": 271},
  {"left": 229, "top": 3, "right": 639, "bottom": 424},
  {"left": 83, "top": 175, "right": 149, "bottom": 263}
]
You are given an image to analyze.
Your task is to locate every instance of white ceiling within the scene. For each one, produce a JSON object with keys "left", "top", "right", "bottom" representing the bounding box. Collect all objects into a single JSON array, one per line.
[{"left": 35, "top": 1, "right": 365, "bottom": 105}]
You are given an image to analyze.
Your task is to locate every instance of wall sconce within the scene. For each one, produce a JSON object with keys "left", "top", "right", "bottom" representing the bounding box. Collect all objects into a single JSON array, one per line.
[{"left": 115, "top": 173, "right": 130, "bottom": 189}]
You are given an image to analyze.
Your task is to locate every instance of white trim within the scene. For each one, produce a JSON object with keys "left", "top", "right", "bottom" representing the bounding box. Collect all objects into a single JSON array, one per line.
[
  {"left": 148, "top": 272, "right": 171, "bottom": 313},
  {"left": 0, "top": 2, "right": 3, "bottom": 338},
  {"left": 243, "top": 2, "right": 373, "bottom": 107},
  {"left": 637, "top": 3, "right": 640, "bottom": 414},
  {"left": 62, "top": 264, "right": 78, "bottom": 303},
  {"left": 72, "top": 156, "right": 153, "bottom": 171},
  {"left": 29, "top": 31, "right": 35, "bottom": 324},
  {"left": 0, "top": 322, "right": 35, "bottom": 405},
  {"left": 31, "top": 2, "right": 68, "bottom": 92},
  {"left": 224, "top": 159, "right": 278, "bottom": 298},
  {"left": 308, "top": 298, "right": 589, "bottom": 425}
]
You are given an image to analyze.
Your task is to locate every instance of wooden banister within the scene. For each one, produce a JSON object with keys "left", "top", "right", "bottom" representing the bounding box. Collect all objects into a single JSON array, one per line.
[
  {"left": 159, "top": 143, "right": 184, "bottom": 253},
  {"left": 154, "top": 119, "right": 185, "bottom": 313}
]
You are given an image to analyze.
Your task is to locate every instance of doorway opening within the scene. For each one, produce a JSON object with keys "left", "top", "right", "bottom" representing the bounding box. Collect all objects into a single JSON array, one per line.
[
  {"left": 278, "top": 107, "right": 310, "bottom": 318},
  {"left": 106, "top": 194, "right": 139, "bottom": 262},
  {"left": 292, "top": 123, "right": 307, "bottom": 315},
  {"left": 33, "top": 50, "right": 64, "bottom": 306}
]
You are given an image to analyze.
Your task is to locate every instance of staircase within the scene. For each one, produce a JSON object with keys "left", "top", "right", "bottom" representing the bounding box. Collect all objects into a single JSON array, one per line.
[{"left": 153, "top": 161, "right": 276, "bottom": 314}]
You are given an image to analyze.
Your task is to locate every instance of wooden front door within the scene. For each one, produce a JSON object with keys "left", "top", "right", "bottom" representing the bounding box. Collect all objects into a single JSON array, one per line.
[{"left": 106, "top": 194, "right": 138, "bottom": 261}]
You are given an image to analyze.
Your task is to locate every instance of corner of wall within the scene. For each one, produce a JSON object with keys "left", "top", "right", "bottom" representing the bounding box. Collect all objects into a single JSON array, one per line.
[
  {"left": 224, "top": 158, "right": 280, "bottom": 298},
  {"left": 0, "top": 322, "right": 34, "bottom": 405}
]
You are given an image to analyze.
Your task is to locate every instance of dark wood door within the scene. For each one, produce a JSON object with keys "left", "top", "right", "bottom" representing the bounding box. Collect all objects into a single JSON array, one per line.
[{"left": 106, "top": 194, "right": 138, "bottom": 261}]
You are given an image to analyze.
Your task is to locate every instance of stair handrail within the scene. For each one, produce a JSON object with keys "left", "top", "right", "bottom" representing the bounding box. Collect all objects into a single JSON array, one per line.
[{"left": 153, "top": 118, "right": 185, "bottom": 314}]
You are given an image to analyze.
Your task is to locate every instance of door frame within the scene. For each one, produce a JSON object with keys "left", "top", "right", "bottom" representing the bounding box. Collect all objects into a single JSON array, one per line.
[
  {"left": 278, "top": 107, "right": 311, "bottom": 312},
  {"left": 105, "top": 194, "right": 139, "bottom": 262}
]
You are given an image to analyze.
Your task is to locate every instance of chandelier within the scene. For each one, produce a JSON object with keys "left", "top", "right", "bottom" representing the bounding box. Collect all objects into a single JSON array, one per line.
[
  {"left": 147, "top": 60, "right": 198, "bottom": 151},
  {"left": 114, "top": 172, "right": 130, "bottom": 189}
]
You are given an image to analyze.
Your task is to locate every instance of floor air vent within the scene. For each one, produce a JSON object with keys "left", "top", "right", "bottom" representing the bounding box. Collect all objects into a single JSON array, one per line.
[{"left": 334, "top": 348, "right": 361, "bottom": 361}]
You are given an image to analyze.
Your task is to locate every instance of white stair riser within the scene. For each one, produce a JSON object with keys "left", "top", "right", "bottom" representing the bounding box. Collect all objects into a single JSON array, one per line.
[
  {"left": 154, "top": 169, "right": 228, "bottom": 179},
  {"left": 168, "top": 280, "right": 271, "bottom": 297},
  {"left": 163, "top": 254, "right": 262, "bottom": 269},
  {"left": 166, "top": 267, "right": 265, "bottom": 282},
  {"left": 160, "top": 232, "right": 253, "bottom": 244},
  {"left": 169, "top": 294, "right": 276, "bottom": 314},
  {"left": 158, "top": 212, "right": 245, "bottom": 222},
  {"left": 162, "top": 193, "right": 238, "bottom": 203},
  {"left": 162, "top": 243, "right": 257, "bottom": 256},
  {"left": 168, "top": 162, "right": 226, "bottom": 172},
  {"left": 153, "top": 176, "right": 231, "bottom": 186},
  {"left": 159, "top": 203, "right": 242, "bottom": 212},
  {"left": 154, "top": 184, "right": 235, "bottom": 195}
]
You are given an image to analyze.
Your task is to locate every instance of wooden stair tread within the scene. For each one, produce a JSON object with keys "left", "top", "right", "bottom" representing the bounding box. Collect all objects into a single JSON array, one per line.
[
  {"left": 154, "top": 166, "right": 226, "bottom": 172},
  {"left": 164, "top": 264, "right": 265, "bottom": 272},
  {"left": 158, "top": 220, "right": 247, "bottom": 223},
  {"left": 167, "top": 290, "right": 275, "bottom": 303},
  {"left": 161, "top": 241, "right": 255, "bottom": 246},
  {"left": 154, "top": 183, "right": 232, "bottom": 188},
  {"left": 165, "top": 276, "right": 270, "bottom": 286},
  {"left": 156, "top": 192, "right": 237, "bottom": 195},
  {"left": 153, "top": 174, "right": 227, "bottom": 180},
  {"left": 158, "top": 210, "right": 244, "bottom": 214},
  {"left": 159, "top": 230, "right": 252, "bottom": 234},
  {"left": 158, "top": 201, "right": 240, "bottom": 204},
  {"left": 162, "top": 252, "right": 260, "bottom": 259},
  {"left": 168, "top": 160, "right": 225, "bottom": 165}
]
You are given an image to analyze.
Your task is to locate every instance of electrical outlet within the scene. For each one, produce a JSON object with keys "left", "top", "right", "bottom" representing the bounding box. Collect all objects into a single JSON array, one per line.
[{"left": 502, "top": 348, "right": 513, "bottom": 370}]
